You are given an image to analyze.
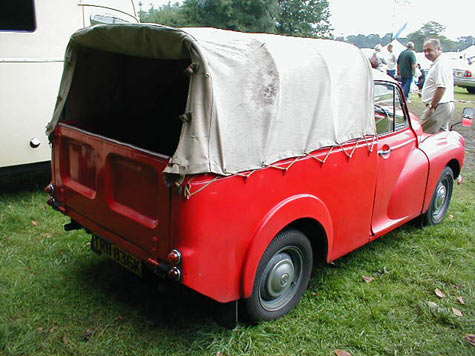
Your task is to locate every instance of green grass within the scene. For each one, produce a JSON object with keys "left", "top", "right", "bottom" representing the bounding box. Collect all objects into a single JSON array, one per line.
[{"left": 1, "top": 94, "right": 475, "bottom": 355}]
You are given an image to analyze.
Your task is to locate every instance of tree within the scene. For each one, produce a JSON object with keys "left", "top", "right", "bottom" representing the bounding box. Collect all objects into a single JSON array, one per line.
[
  {"left": 144, "top": 0, "right": 332, "bottom": 38},
  {"left": 139, "top": 2, "right": 190, "bottom": 27},
  {"left": 457, "top": 36, "right": 475, "bottom": 50},
  {"left": 344, "top": 33, "right": 392, "bottom": 49},
  {"left": 274, "top": 0, "right": 331, "bottom": 38},
  {"left": 406, "top": 21, "right": 457, "bottom": 51},
  {"left": 181, "top": 0, "right": 276, "bottom": 33}
]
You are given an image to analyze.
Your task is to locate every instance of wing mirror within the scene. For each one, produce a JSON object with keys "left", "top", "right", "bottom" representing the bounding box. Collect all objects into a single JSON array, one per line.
[{"left": 451, "top": 107, "right": 473, "bottom": 129}]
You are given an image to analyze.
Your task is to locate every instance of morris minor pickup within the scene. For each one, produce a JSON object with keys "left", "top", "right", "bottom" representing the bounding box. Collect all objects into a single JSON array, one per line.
[{"left": 45, "top": 24, "right": 468, "bottom": 327}]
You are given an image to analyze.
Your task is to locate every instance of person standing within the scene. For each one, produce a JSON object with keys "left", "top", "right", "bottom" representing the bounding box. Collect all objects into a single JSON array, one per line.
[
  {"left": 386, "top": 44, "right": 397, "bottom": 78},
  {"left": 420, "top": 38, "right": 454, "bottom": 134},
  {"left": 397, "top": 41, "right": 416, "bottom": 100},
  {"left": 370, "top": 44, "right": 387, "bottom": 71}
]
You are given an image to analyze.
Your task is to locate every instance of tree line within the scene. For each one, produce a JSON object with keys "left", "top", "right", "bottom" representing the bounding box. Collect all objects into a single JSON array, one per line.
[
  {"left": 139, "top": 0, "right": 331, "bottom": 38},
  {"left": 139, "top": 1, "right": 473, "bottom": 52},
  {"left": 338, "top": 22, "right": 474, "bottom": 52}
]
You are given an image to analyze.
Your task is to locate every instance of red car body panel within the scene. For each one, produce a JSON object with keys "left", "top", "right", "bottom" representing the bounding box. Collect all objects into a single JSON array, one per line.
[
  {"left": 371, "top": 127, "right": 428, "bottom": 237},
  {"left": 49, "top": 83, "right": 466, "bottom": 305},
  {"left": 419, "top": 131, "right": 465, "bottom": 212}
]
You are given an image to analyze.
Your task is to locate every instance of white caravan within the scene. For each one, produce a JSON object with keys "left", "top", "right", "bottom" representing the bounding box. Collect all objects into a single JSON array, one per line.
[{"left": 0, "top": 0, "right": 138, "bottom": 174}]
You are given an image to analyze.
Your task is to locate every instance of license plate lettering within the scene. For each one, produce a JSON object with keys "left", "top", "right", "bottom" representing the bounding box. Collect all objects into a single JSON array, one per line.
[{"left": 91, "top": 235, "right": 142, "bottom": 277}]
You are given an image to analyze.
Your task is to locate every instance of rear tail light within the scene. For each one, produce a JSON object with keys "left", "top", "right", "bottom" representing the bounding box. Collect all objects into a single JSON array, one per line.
[
  {"left": 45, "top": 183, "right": 55, "bottom": 195},
  {"left": 464, "top": 70, "right": 472, "bottom": 78},
  {"left": 167, "top": 249, "right": 182, "bottom": 265},
  {"left": 47, "top": 197, "right": 55, "bottom": 206},
  {"left": 168, "top": 267, "right": 182, "bottom": 281}
]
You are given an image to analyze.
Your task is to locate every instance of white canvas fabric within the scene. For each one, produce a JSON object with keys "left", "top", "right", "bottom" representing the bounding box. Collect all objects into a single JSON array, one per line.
[{"left": 47, "top": 24, "right": 375, "bottom": 176}]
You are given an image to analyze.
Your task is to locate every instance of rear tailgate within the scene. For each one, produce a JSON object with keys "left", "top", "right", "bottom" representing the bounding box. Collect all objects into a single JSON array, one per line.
[{"left": 53, "top": 123, "right": 171, "bottom": 259}]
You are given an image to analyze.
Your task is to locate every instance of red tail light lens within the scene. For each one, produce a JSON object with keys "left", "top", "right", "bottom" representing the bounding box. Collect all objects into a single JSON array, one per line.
[
  {"left": 45, "top": 184, "right": 55, "bottom": 195},
  {"left": 168, "top": 267, "right": 181, "bottom": 281},
  {"left": 464, "top": 70, "right": 472, "bottom": 78},
  {"left": 47, "top": 197, "right": 55, "bottom": 206},
  {"left": 167, "top": 249, "right": 182, "bottom": 265}
]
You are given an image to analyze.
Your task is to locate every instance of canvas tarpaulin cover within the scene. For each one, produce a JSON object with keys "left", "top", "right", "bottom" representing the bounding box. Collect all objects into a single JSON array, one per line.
[{"left": 46, "top": 24, "right": 375, "bottom": 176}]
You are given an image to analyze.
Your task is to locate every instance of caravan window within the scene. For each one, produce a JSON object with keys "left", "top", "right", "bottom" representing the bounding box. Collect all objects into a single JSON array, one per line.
[{"left": 0, "top": 0, "right": 36, "bottom": 32}]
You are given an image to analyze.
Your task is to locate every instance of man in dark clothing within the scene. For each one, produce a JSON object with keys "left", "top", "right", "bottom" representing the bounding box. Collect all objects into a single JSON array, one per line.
[{"left": 397, "top": 41, "right": 417, "bottom": 100}]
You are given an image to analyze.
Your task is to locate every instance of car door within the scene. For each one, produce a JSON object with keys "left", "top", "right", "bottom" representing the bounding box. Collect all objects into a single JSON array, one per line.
[{"left": 371, "top": 81, "right": 429, "bottom": 237}]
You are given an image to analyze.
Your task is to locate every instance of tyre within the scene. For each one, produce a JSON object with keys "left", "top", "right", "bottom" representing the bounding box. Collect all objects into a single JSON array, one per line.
[
  {"left": 423, "top": 167, "right": 454, "bottom": 226},
  {"left": 242, "top": 229, "right": 312, "bottom": 322},
  {"left": 466, "top": 87, "right": 475, "bottom": 94}
]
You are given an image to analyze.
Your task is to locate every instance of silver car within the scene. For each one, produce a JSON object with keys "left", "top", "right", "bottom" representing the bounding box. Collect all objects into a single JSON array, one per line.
[{"left": 454, "top": 56, "right": 475, "bottom": 94}]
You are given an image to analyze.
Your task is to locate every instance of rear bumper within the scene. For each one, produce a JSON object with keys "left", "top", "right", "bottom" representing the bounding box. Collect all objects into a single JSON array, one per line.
[
  {"left": 66, "top": 208, "right": 167, "bottom": 272},
  {"left": 455, "top": 78, "right": 475, "bottom": 88}
]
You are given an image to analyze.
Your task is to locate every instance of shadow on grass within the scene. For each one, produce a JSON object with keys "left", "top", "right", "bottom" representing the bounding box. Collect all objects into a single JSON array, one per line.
[
  {"left": 73, "top": 257, "right": 221, "bottom": 331},
  {"left": 0, "top": 165, "right": 51, "bottom": 195},
  {"left": 69, "top": 220, "right": 424, "bottom": 333}
]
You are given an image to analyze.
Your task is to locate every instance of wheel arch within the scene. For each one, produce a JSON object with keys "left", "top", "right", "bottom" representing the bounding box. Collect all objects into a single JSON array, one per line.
[
  {"left": 423, "top": 159, "right": 461, "bottom": 214},
  {"left": 287, "top": 218, "right": 328, "bottom": 265},
  {"left": 240, "top": 194, "right": 333, "bottom": 299},
  {"left": 446, "top": 159, "right": 461, "bottom": 179}
]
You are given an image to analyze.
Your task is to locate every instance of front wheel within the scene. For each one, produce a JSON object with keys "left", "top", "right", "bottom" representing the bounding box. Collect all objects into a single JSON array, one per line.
[
  {"left": 423, "top": 167, "right": 454, "bottom": 226},
  {"left": 242, "top": 229, "right": 312, "bottom": 322}
]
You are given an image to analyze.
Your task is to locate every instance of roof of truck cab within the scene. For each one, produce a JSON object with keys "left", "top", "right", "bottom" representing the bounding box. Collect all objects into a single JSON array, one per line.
[{"left": 47, "top": 24, "right": 376, "bottom": 176}]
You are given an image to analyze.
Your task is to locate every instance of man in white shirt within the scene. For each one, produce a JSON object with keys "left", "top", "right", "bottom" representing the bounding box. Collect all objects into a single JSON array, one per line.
[
  {"left": 421, "top": 39, "right": 454, "bottom": 133},
  {"left": 386, "top": 44, "right": 397, "bottom": 78}
]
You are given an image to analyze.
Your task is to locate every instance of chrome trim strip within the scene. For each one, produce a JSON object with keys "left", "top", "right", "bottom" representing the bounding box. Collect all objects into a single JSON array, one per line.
[
  {"left": 0, "top": 58, "right": 64, "bottom": 63},
  {"left": 391, "top": 138, "right": 416, "bottom": 150},
  {"left": 377, "top": 138, "right": 416, "bottom": 154}
]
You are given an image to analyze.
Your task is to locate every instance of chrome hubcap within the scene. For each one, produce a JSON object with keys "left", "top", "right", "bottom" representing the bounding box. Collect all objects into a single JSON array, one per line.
[
  {"left": 266, "top": 256, "right": 295, "bottom": 298},
  {"left": 259, "top": 247, "right": 303, "bottom": 311},
  {"left": 434, "top": 183, "right": 447, "bottom": 215}
]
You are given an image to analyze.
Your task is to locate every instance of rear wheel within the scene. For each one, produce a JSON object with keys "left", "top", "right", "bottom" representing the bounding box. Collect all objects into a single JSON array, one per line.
[
  {"left": 466, "top": 87, "right": 475, "bottom": 94},
  {"left": 423, "top": 167, "right": 454, "bottom": 226},
  {"left": 242, "top": 229, "right": 312, "bottom": 322}
]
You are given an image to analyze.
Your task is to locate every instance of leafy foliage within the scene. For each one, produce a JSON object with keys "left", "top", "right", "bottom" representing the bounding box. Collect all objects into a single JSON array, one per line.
[
  {"left": 139, "top": 2, "right": 473, "bottom": 50},
  {"left": 338, "top": 22, "right": 472, "bottom": 52},
  {"left": 139, "top": 2, "right": 189, "bottom": 27},
  {"left": 274, "top": 0, "right": 331, "bottom": 38},
  {"left": 407, "top": 21, "right": 447, "bottom": 51},
  {"left": 406, "top": 21, "right": 471, "bottom": 52},
  {"left": 140, "top": 0, "right": 332, "bottom": 38},
  {"left": 180, "top": 0, "right": 276, "bottom": 33},
  {"left": 344, "top": 33, "right": 394, "bottom": 49}
]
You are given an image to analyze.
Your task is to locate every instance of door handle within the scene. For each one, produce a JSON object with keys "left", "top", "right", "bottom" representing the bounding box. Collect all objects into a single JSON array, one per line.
[{"left": 378, "top": 145, "right": 391, "bottom": 159}]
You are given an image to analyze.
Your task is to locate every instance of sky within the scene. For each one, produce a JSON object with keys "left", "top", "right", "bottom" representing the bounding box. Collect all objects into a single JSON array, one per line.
[{"left": 136, "top": 0, "right": 474, "bottom": 40}]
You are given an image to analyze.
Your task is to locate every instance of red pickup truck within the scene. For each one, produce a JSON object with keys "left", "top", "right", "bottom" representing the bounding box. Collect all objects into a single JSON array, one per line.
[{"left": 45, "top": 24, "right": 469, "bottom": 327}]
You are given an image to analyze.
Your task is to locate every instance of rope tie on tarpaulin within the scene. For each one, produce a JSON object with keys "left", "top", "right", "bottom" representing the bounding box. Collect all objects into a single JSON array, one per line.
[
  {"left": 183, "top": 135, "right": 377, "bottom": 199},
  {"left": 183, "top": 175, "right": 221, "bottom": 200}
]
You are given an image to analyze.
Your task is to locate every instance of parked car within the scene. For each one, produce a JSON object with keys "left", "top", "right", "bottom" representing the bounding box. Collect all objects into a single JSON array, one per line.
[
  {"left": 45, "top": 24, "right": 469, "bottom": 328},
  {"left": 453, "top": 56, "right": 475, "bottom": 93},
  {"left": 0, "top": 0, "right": 138, "bottom": 176}
]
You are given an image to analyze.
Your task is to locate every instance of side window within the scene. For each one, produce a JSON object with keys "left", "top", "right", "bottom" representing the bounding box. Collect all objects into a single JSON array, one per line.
[
  {"left": 0, "top": 0, "right": 36, "bottom": 32},
  {"left": 374, "top": 82, "right": 408, "bottom": 135}
]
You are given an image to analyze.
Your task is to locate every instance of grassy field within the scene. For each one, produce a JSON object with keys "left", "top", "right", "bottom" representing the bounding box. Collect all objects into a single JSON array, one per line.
[{"left": 0, "top": 90, "right": 474, "bottom": 356}]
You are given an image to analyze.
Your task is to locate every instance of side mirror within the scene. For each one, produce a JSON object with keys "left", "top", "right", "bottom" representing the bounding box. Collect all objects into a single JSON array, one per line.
[
  {"left": 451, "top": 107, "right": 473, "bottom": 129},
  {"left": 462, "top": 107, "right": 473, "bottom": 127}
]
